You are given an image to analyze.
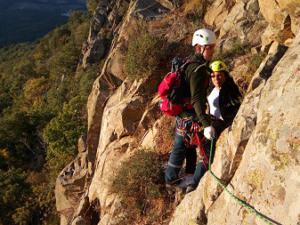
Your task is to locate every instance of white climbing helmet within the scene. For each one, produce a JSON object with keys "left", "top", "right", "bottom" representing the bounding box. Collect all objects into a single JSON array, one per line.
[{"left": 192, "top": 28, "right": 216, "bottom": 46}]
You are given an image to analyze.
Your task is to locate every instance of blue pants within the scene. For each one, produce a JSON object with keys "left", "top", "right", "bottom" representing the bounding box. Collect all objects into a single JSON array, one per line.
[
  {"left": 165, "top": 118, "right": 197, "bottom": 184},
  {"left": 191, "top": 122, "right": 220, "bottom": 188},
  {"left": 192, "top": 161, "right": 207, "bottom": 185},
  {"left": 190, "top": 139, "right": 212, "bottom": 187}
]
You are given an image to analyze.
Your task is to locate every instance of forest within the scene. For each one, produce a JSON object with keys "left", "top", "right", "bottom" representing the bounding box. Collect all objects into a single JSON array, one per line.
[{"left": 0, "top": 3, "right": 99, "bottom": 223}]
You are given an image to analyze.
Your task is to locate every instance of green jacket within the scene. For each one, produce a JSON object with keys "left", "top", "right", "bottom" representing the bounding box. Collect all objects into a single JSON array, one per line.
[{"left": 184, "top": 54, "right": 211, "bottom": 127}]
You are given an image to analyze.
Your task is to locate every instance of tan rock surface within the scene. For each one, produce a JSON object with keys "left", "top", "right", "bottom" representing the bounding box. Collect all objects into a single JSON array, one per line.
[
  {"left": 278, "top": 0, "right": 300, "bottom": 34},
  {"left": 170, "top": 32, "right": 300, "bottom": 225},
  {"left": 55, "top": 1, "right": 300, "bottom": 225},
  {"left": 205, "top": 0, "right": 267, "bottom": 58},
  {"left": 207, "top": 32, "right": 300, "bottom": 225},
  {"left": 169, "top": 81, "right": 263, "bottom": 224},
  {"left": 259, "top": 0, "right": 299, "bottom": 48},
  {"left": 204, "top": 0, "right": 229, "bottom": 31},
  {"left": 81, "top": 0, "right": 130, "bottom": 68},
  {"left": 87, "top": 79, "right": 159, "bottom": 224},
  {"left": 258, "top": 0, "right": 287, "bottom": 29}
]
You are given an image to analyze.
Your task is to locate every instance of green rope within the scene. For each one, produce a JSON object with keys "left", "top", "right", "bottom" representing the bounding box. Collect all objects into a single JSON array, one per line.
[{"left": 208, "top": 139, "right": 276, "bottom": 225}]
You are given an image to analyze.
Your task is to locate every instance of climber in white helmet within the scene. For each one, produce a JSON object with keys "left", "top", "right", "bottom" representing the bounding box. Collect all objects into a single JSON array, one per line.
[{"left": 165, "top": 28, "right": 217, "bottom": 190}]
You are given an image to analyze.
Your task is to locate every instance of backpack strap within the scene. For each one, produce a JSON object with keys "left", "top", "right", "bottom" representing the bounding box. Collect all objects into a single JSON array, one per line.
[
  {"left": 179, "top": 58, "right": 195, "bottom": 71},
  {"left": 193, "top": 62, "right": 207, "bottom": 73}
]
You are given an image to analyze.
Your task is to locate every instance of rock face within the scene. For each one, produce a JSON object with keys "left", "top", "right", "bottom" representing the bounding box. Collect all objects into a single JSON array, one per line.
[
  {"left": 81, "top": 0, "right": 131, "bottom": 68},
  {"left": 169, "top": 31, "right": 300, "bottom": 225},
  {"left": 87, "top": 79, "right": 159, "bottom": 224},
  {"left": 55, "top": 0, "right": 300, "bottom": 225},
  {"left": 259, "top": 0, "right": 300, "bottom": 48},
  {"left": 56, "top": 136, "right": 89, "bottom": 224},
  {"left": 168, "top": 66, "right": 264, "bottom": 225},
  {"left": 56, "top": 1, "right": 170, "bottom": 224},
  {"left": 205, "top": 0, "right": 267, "bottom": 49},
  {"left": 207, "top": 32, "right": 300, "bottom": 225}
]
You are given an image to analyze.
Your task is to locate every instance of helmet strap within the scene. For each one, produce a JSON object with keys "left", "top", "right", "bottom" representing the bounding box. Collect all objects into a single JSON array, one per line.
[
  {"left": 195, "top": 45, "right": 209, "bottom": 59},
  {"left": 201, "top": 45, "right": 206, "bottom": 56}
]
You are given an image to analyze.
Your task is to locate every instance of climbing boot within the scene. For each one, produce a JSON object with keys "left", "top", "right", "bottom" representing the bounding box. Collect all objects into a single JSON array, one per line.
[{"left": 185, "top": 184, "right": 196, "bottom": 194}]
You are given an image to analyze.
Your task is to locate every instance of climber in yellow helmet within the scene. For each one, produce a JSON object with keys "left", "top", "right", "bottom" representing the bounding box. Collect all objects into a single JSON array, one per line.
[
  {"left": 186, "top": 60, "right": 242, "bottom": 193},
  {"left": 207, "top": 60, "right": 242, "bottom": 132}
]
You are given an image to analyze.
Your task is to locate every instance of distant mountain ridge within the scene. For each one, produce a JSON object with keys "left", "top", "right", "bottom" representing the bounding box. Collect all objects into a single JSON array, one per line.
[
  {"left": 0, "top": 0, "right": 86, "bottom": 47},
  {"left": 3, "top": 0, "right": 86, "bottom": 10}
]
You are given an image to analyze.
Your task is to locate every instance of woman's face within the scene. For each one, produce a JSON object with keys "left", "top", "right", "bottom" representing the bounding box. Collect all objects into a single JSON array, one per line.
[{"left": 211, "top": 71, "right": 226, "bottom": 89}]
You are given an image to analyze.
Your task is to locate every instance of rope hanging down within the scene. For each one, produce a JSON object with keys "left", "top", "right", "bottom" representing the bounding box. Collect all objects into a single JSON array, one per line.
[{"left": 206, "top": 138, "right": 278, "bottom": 225}]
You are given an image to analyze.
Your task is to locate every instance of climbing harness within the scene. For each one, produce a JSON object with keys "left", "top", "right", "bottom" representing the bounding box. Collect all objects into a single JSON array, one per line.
[{"left": 190, "top": 130, "right": 209, "bottom": 169}]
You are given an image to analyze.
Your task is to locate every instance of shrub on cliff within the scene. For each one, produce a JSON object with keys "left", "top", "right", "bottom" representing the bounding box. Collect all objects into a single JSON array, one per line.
[
  {"left": 125, "top": 31, "right": 167, "bottom": 80},
  {"left": 111, "top": 149, "right": 172, "bottom": 224}
]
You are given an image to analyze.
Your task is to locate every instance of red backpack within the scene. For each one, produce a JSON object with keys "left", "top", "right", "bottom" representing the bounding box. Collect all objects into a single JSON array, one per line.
[{"left": 158, "top": 57, "right": 194, "bottom": 116}]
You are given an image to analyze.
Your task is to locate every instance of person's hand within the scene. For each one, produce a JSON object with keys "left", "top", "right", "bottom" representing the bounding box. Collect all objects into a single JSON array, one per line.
[
  {"left": 190, "top": 121, "right": 201, "bottom": 133},
  {"left": 204, "top": 126, "right": 216, "bottom": 140}
]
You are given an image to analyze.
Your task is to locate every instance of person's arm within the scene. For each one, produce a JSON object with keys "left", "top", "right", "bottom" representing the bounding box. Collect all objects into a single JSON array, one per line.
[
  {"left": 229, "top": 79, "right": 242, "bottom": 106},
  {"left": 220, "top": 78, "right": 242, "bottom": 124},
  {"left": 187, "top": 64, "right": 210, "bottom": 127}
]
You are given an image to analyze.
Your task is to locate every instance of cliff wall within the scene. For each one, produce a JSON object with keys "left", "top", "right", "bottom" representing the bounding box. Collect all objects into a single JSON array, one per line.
[{"left": 55, "top": 1, "right": 300, "bottom": 224}]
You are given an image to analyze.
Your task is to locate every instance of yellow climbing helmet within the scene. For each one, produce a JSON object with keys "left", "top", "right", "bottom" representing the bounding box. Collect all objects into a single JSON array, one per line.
[{"left": 209, "top": 60, "right": 228, "bottom": 72}]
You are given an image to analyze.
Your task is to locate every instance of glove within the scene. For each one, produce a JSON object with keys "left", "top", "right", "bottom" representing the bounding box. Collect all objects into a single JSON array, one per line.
[{"left": 204, "top": 126, "right": 216, "bottom": 140}]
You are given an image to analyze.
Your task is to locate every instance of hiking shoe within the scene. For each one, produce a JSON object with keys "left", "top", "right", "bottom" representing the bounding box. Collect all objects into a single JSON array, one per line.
[
  {"left": 185, "top": 184, "right": 196, "bottom": 194},
  {"left": 177, "top": 174, "right": 194, "bottom": 189}
]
